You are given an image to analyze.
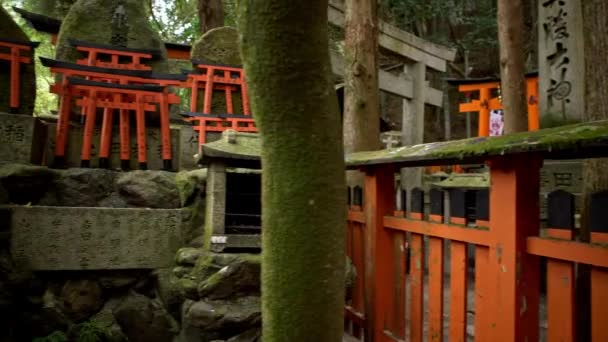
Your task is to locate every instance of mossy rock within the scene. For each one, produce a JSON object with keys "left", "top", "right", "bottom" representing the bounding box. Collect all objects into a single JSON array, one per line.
[
  {"left": 191, "top": 27, "right": 241, "bottom": 66},
  {"left": 55, "top": 0, "right": 168, "bottom": 72},
  {"left": 0, "top": 7, "right": 36, "bottom": 115}
]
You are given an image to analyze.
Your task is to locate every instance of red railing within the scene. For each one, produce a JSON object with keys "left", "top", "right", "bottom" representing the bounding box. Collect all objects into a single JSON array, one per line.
[{"left": 344, "top": 133, "right": 608, "bottom": 341}]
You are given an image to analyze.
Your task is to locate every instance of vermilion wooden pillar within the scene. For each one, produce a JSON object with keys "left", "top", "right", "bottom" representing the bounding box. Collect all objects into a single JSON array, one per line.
[
  {"left": 364, "top": 165, "right": 395, "bottom": 342},
  {"left": 488, "top": 155, "right": 541, "bottom": 341}
]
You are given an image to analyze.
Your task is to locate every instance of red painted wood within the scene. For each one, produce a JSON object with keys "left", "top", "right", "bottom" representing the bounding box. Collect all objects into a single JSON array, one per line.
[
  {"left": 428, "top": 236, "right": 444, "bottom": 342},
  {"left": 99, "top": 107, "right": 114, "bottom": 159},
  {"left": 409, "top": 233, "right": 424, "bottom": 342},
  {"left": 449, "top": 240, "right": 468, "bottom": 342},
  {"left": 80, "top": 90, "right": 97, "bottom": 162},
  {"left": 364, "top": 165, "right": 395, "bottom": 342},
  {"left": 545, "top": 229, "right": 576, "bottom": 341},
  {"left": 489, "top": 156, "right": 541, "bottom": 341}
]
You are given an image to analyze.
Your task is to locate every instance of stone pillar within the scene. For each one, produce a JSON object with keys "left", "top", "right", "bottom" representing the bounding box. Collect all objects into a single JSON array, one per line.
[
  {"left": 401, "top": 62, "right": 426, "bottom": 211},
  {"left": 205, "top": 161, "right": 226, "bottom": 236},
  {"left": 538, "top": 0, "right": 585, "bottom": 126}
]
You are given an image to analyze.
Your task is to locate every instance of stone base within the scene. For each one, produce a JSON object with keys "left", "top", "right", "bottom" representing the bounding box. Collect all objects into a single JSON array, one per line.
[
  {"left": 210, "top": 234, "right": 261, "bottom": 252},
  {"left": 7, "top": 205, "right": 190, "bottom": 270},
  {"left": 43, "top": 119, "right": 199, "bottom": 171},
  {"left": 0, "top": 112, "right": 46, "bottom": 164}
]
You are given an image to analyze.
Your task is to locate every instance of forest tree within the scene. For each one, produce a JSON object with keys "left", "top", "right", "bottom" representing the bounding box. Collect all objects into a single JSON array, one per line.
[{"left": 237, "top": 1, "right": 346, "bottom": 341}]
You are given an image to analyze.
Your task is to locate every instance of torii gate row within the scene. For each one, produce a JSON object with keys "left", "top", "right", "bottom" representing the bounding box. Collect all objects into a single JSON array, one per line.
[{"left": 14, "top": 5, "right": 455, "bottom": 109}]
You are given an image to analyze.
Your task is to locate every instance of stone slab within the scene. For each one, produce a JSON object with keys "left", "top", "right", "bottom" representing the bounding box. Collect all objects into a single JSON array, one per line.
[
  {"left": 7, "top": 205, "right": 190, "bottom": 270},
  {"left": 43, "top": 121, "right": 199, "bottom": 171},
  {"left": 0, "top": 112, "right": 46, "bottom": 164}
]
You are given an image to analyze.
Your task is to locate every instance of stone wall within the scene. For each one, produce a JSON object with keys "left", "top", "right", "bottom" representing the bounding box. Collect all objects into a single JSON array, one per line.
[
  {"left": 43, "top": 120, "right": 199, "bottom": 171},
  {"left": 0, "top": 163, "right": 209, "bottom": 341},
  {"left": 0, "top": 113, "right": 46, "bottom": 165}
]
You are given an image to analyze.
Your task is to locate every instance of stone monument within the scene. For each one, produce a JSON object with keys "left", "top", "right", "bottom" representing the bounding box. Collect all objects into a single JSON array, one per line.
[
  {"left": 55, "top": 0, "right": 169, "bottom": 72},
  {"left": 190, "top": 27, "right": 244, "bottom": 115},
  {"left": 538, "top": 0, "right": 585, "bottom": 127}
]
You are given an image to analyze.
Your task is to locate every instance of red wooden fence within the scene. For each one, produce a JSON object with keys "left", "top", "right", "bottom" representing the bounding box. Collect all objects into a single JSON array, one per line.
[{"left": 344, "top": 122, "right": 608, "bottom": 341}]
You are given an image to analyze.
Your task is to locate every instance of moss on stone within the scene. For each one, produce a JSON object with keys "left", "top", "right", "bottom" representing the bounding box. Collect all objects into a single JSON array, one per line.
[
  {"left": 347, "top": 120, "right": 608, "bottom": 167},
  {"left": 191, "top": 27, "right": 241, "bottom": 66},
  {"left": 198, "top": 131, "right": 261, "bottom": 165},
  {"left": 0, "top": 7, "right": 37, "bottom": 114},
  {"left": 55, "top": 0, "right": 168, "bottom": 72}
]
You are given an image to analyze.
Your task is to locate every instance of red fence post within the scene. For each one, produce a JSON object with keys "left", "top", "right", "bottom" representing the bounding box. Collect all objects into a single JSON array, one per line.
[
  {"left": 364, "top": 165, "right": 395, "bottom": 342},
  {"left": 488, "top": 155, "right": 541, "bottom": 341}
]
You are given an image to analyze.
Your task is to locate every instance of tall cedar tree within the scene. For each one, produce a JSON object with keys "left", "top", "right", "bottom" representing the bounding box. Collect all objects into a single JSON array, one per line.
[
  {"left": 343, "top": 0, "right": 381, "bottom": 154},
  {"left": 497, "top": 0, "right": 528, "bottom": 133},
  {"left": 198, "top": 0, "right": 224, "bottom": 33},
  {"left": 579, "top": 1, "right": 608, "bottom": 340},
  {"left": 237, "top": 1, "right": 346, "bottom": 341}
]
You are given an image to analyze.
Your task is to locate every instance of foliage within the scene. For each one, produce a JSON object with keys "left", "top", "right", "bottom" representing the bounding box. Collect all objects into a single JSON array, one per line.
[
  {"left": 2, "top": 2, "right": 58, "bottom": 115},
  {"left": 76, "top": 321, "right": 107, "bottom": 342},
  {"left": 149, "top": 0, "right": 199, "bottom": 44},
  {"left": 32, "top": 331, "right": 68, "bottom": 342},
  {"left": 380, "top": 0, "right": 498, "bottom": 52}
]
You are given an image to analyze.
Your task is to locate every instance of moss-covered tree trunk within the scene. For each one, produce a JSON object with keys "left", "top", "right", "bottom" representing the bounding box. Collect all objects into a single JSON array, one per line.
[
  {"left": 198, "top": 0, "right": 224, "bottom": 33},
  {"left": 497, "top": 0, "right": 528, "bottom": 134},
  {"left": 237, "top": 1, "right": 346, "bottom": 341},
  {"left": 578, "top": 1, "right": 608, "bottom": 340},
  {"left": 343, "top": 0, "right": 380, "bottom": 154}
]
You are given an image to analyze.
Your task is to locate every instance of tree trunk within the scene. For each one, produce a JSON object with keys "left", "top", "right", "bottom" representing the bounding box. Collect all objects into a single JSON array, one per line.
[
  {"left": 579, "top": 1, "right": 608, "bottom": 340},
  {"left": 198, "top": 0, "right": 224, "bottom": 34},
  {"left": 237, "top": 1, "right": 346, "bottom": 341},
  {"left": 343, "top": 0, "right": 380, "bottom": 154},
  {"left": 497, "top": 0, "right": 528, "bottom": 133}
]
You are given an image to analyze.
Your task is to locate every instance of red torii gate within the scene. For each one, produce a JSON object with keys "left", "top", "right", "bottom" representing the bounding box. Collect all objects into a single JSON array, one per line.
[
  {"left": 40, "top": 57, "right": 180, "bottom": 170},
  {"left": 0, "top": 37, "right": 39, "bottom": 113}
]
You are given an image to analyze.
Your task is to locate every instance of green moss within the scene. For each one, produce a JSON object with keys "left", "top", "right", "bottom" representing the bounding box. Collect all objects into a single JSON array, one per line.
[
  {"left": 55, "top": 0, "right": 168, "bottom": 72},
  {"left": 76, "top": 321, "right": 106, "bottom": 342},
  {"left": 347, "top": 120, "right": 608, "bottom": 167},
  {"left": 0, "top": 7, "right": 36, "bottom": 114},
  {"left": 33, "top": 331, "right": 68, "bottom": 342},
  {"left": 190, "top": 27, "right": 241, "bottom": 65},
  {"left": 198, "top": 131, "right": 261, "bottom": 165}
]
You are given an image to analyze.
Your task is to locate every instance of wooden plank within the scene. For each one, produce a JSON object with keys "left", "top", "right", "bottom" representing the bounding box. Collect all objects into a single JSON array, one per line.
[
  {"left": 408, "top": 233, "right": 424, "bottom": 342},
  {"left": 546, "top": 257, "right": 576, "bottom": 341},
  {"left": 526, "top": 238, "right": 608, "bottom": 268},
  {"left": 428, "top": 237, "right": 444, "bottom": 342},
  {"left": 383, "top": 216, "right": 491, "bottom": 246},
  {"left": 545, "top": 192, "right": 576, "bottom": 341},
  {"left": 352, "top": 222, "right": 365, "bottom": 314},
  {"left": 348, "top": 210, "right": 365, "bottom": 224},
  {"left": 474, "top": 246, "right": 491, "bottom": 341},
  {"left": 591, "top": 267, "right": 608, "bottom": 342},
  {"left": 364, "top": 165, "right": 396, "bottom": 342},
  {"left": 391, "top": 232, "right": 406, "bottom": 339},
  {"left": 330, "top": 50, "right": 443, "bottom": 106},
  {"left": 490, "top": 156, "right": 541, "bottom": 341},
  {"left": 449, "top": 241, "right": 468, "bottom": 342}
]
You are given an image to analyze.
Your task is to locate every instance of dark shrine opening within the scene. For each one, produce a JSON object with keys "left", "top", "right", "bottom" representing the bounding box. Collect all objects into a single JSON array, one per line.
[{"left": 225, "top": 171, "right": 262, "bottom": 234}]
